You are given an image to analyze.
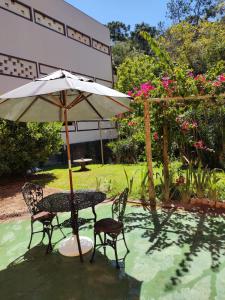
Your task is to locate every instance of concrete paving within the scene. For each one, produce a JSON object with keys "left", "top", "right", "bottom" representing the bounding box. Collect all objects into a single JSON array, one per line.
[{"left": 1, "top": 205, "right": 225, "bottom": 299}]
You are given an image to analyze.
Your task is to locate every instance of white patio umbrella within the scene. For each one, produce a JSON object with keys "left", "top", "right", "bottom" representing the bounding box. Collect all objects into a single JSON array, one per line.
[{"left": 0, "top": 70, "right": 131, "bottom": 260}]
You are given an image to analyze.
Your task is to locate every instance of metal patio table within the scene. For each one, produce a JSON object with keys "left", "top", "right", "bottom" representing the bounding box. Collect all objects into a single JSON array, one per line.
[{"left": 38, "top": 190, "right": 106, "bottom": 257}]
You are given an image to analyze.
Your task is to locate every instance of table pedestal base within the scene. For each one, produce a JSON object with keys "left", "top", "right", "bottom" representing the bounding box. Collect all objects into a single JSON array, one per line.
[{"left": 58, "top": 235, "right": 93, "bottom": 257}]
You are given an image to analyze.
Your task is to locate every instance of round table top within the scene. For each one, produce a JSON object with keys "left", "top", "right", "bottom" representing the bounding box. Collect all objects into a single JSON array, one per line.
[
  {"left": 38, "top": 190, "right": 106, "bottom": 213},
  {"left": 73, "top": 158, "right": 92, "bottom": 163}
]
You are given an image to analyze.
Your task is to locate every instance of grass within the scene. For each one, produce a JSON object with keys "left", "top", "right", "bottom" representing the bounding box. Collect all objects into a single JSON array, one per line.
[
  {"left": 36, "top": 162, "right": 225, "bottom": 200},
  {"left": 37, "top": 163, "right": 155, "bottom": 199}
]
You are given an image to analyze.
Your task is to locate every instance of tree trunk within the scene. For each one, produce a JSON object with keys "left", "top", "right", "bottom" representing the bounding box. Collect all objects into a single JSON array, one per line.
[{"left": 143, "top": 98, "right": 156, "bottom": 208}]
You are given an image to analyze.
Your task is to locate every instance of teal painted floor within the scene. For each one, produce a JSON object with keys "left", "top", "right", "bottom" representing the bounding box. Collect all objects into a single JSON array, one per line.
[{"left": 1, "top": 205, "right": 225, "bottom": 300}]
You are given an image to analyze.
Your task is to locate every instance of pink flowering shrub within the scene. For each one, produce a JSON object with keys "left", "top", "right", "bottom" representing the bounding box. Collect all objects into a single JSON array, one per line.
[{"left": 128, "top": 72, "right": 225, "bottom": 100}]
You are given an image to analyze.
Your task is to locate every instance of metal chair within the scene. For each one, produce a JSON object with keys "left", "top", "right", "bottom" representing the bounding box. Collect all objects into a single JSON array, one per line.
[
  {"left": 22, "top": 182, "right": 65, "bottom": 253},
  {"left": 90, "top": 188, "right": 129, "bottom": 268}
]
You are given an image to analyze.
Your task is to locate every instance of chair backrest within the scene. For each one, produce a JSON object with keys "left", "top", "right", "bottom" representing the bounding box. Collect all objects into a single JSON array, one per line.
[
  {"left": 21, "top": 182, "right": 43, "bottom": 215},
  {"left": 112, "top": 188, "right": 129, "bottom": 222}
]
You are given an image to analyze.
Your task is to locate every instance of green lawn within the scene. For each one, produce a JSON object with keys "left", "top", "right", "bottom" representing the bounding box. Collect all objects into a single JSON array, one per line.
[
  {"left": 37, "top": 163, "right": 156, "bottom": 199},
  {"left": 36, "top": 163, "right": 225, "bottom": 200}
]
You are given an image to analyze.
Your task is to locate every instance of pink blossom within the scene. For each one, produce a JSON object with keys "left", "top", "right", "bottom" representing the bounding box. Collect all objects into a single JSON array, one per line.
[
  {"left": 128, "top": 121, "right": 137, "bottom": 126},
  {"left": 191, "top": 121, "right": 198, "bottom": 129},
  {"left": 161, "top": 77, "right": 173, "bottom": 89},
  {"left": 212, "top": 81, "right": 222, "bottom": 87},
  {"left": 153, "top": 132, "right": 159, "bottom": 141},
  {"left": 181, "top": 121, "right": 190, "bottom": 132},
  {"left": 135, "top": 82, "right": 155, "bottom": 98},
  {"left": 136, "top": 90, "right": 143, "bottom": 97},
  {"left": 127, "top": 91, "right": 133, "bottom": 97},
  {"left": 188, "top": 71, "right": 194, "bottom": 78},
  {"left": 218, "top": 74, "right": 225, "bottom": 82},
  {"left": 193, "top": 140, "right": 206, "bottom": 150},
  {"left": 194, "top": 75, "right": 206, "bottom": 82}
]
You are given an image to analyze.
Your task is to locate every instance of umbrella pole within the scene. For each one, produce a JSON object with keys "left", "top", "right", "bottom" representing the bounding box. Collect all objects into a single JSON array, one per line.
[
  {"left": 99, "top": 121, "right": 104, "bottom": 165},
  {"left": 63, "top": 94, "right": 83, "bottom": 262}
]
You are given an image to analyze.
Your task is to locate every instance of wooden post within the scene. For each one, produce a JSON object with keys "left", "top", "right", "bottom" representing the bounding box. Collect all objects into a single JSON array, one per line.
[
  {"left": 143, "top": 98, "right": 156, "bottom": 208},
  {"left": 162, "top": 105, "right": 170, "bottom": 202}
]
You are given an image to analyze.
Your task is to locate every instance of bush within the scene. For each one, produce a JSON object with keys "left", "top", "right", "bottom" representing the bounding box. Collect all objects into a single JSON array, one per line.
[{"left": 0, "top": 120, "right": 63, "bottom": 176}]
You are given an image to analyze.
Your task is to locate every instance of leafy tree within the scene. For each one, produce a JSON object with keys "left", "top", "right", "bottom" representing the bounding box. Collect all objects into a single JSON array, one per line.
[
  {"left": 111, "top": 41, "right": 139, "bottom": 72},
  {"left": 116, "top": 54, "right": 161, "bottom": 93},
  {"left": 130, "top": 22, "right": 158, "bottom": 54},
  {"left": 159, "top": 21, "right": 225, "bottom": 73},
  {"left": 167, "top": 0, "right": 225, "bottom": 24},
  {"left": 106, "top": 21, "right": 130, "bottom": 41},
  {"left": 0, "top": 121, "right": 63, "bottom": 176}
]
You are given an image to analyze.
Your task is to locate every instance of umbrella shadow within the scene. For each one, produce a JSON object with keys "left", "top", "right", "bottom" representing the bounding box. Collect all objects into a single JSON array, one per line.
[{"left": 0, "top": 246, "right": 142, "bottom": 300}]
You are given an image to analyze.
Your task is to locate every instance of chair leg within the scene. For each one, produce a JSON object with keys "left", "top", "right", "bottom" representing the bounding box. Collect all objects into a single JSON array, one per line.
[
  {"left": 103, "top": 233, "right": 107, "bottom": 256},
  {"left": 92, "top": 206, "right": 97, "bottom": 223},
  {"left": 113, "top": 238, "right": 120, "bottom": 269},
  {"left": 56, "top": 215, "right": 66, "bottom": 238},
  {"left": 40, "top": 225, "right": 46, "bottom": 244},
  {"left": 46, "top": 226, "right": 53, "bottom": 254},
  {"left": 122, "top": 229, "right": 129, "bottom": 252},
  {"left": 90, "top": 231, "right": 97, "bottom": 263},
  {"left": 28, "top": 220, "right": 34, "bottom": 249}
]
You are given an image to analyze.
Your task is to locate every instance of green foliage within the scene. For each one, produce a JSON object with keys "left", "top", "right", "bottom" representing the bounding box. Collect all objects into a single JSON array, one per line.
[
  {"left": 0, "top": 120, "right": 63, "bottom": 176},
  {"left": 106, "top": 21, "right": 130, "bottom": 41},
  {"left": 159, "top": 21, "right": 225, "bottom": 74},
  {"left": 116, "top": 54, "right": 161, "bottom": 93},
  {"left": 111, "top": 41, "right": 139, "bottom": 71},
  {"left": 175, "top": 162, "right": 224, "bottom": 202},
  {"left": 140, "top": 31, "right": 174, "bottom": 73},
  {"left": 166, "top": 0, "right": 224, "bottom": 24},
  {"left": 139, "top": 168, "right": 148, "bottom": 200},
  {"left": 130, "top": 23, "right": 157, "bottom": 54},
  {"left": 108, "top": 116, "right": 146, "bottom": 163},
  {"left": 123, "top": 167, "right": 136, "bottom": 194}
]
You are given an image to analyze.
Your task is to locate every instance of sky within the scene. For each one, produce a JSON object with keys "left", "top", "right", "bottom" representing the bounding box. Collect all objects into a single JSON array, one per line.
[{"left": 67, "top": 0, "right": 170, "bottom": 28}]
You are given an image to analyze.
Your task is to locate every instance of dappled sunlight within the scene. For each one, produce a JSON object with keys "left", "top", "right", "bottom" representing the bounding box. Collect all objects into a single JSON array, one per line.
[{"left": 1, "top": 205, "right": 225, "bottom": 299}]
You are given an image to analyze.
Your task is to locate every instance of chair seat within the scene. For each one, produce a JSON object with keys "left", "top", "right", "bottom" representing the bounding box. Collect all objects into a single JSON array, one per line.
[
  {"left": 94, "top": 218, "right": 123, "bottom": 234},
  {"left": 32, "top": 211, "right": 56, "bottom": 222}
]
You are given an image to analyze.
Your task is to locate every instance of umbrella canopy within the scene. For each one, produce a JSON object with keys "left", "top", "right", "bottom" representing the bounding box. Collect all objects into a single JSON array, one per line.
[
  {"left": 0, "top": 70, "right": 131, "bottom": 260},
  {"left": 0, "top": 70, "right": 130, "bottom": 122}
]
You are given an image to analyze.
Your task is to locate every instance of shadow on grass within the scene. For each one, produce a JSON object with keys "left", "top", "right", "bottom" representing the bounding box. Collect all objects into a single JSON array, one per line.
[
  {"left": 124, "top": 206, "right": 225, "bottom": 291},
  {"left": 0, "top": 173, "right": 57, "bottom": 199},
  {"left": 0, "top": 246, "right": 142, "bottom": 300},
  {"left": 31, "top": 173, "right": 57, "bottom": 187}
]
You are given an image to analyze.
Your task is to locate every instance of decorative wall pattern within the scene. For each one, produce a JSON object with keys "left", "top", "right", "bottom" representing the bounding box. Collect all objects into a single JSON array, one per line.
[
  {"left": 0, "top": 0, "right": 31, "bottom": 20},
  {"left": 67, "top": 27, "right": 91, "bottom": 46},
  {"left": 0, "top": 1, "right": 111, "bottom": 55},
  {"left": 92, "top": 39, "right": 110, "bottom": 55},
  {"left": 34, "top": 10, "right": 65, "bottom": 35},
  {"left": 0, "top": 54, "right": 37, "bottom": 79}
]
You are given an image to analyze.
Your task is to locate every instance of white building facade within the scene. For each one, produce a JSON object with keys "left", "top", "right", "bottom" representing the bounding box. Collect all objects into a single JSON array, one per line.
[{"left": 0, "top": 0, "right": 117, "bottom": 161}]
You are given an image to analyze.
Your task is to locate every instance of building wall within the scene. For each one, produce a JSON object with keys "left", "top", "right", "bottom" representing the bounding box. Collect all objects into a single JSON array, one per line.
[{"left": 0, "top": 0, "right": 117, "bottom": 145}]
